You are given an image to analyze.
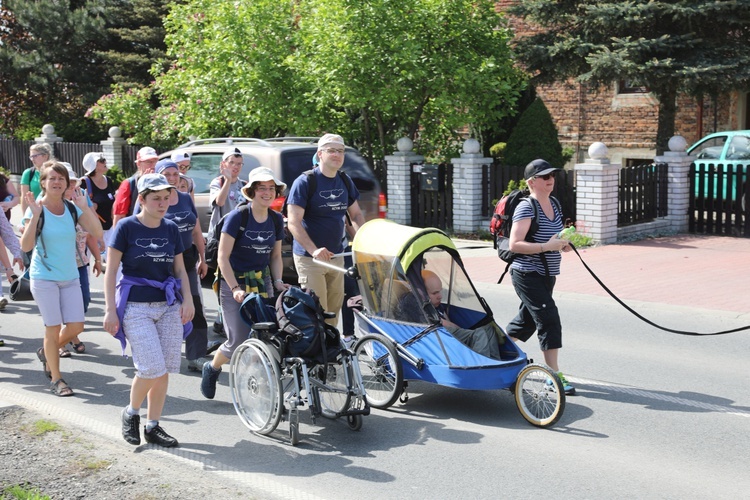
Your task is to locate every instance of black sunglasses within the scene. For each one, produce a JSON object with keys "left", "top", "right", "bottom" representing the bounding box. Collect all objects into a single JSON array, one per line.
[{"left": 535, "top": 173, "right": 554, "bottom": 180}]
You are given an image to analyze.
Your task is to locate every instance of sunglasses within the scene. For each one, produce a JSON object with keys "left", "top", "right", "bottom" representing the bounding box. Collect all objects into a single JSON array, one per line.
[{"left": 535, "top": 173, "right": 554, "bottom": 180}]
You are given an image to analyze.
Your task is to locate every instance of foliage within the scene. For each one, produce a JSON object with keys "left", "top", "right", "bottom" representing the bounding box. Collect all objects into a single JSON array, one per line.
[
  {"left": 290, "top": 0, "right": 524, "bottom": 159},
  {"left": 2, "top": 485, "right": 50, "bottom": 500},
  {"left": 510, "top": 0, "right": 750, "bottom": 154},
  {"left": 504, "top": 98, "right": 565, "bottom": 168},
  {"left": 561, "top": 146, "right": 575, "bottom": 165},
  {"left": 87, "top": 85, "right": 158, "bottom": 146},
  {"left": 0, "top": 0, "right": 112, "bottom": 141},
  {"left": 503, "top": 178, "right": 528, "bottom": 196},
  {"left": 489, "top": 142, "right": 506, "bottom": 160},
  {"left": 106, "top": 165, "right": 127, "bottom": 185},
  {"left": 89, "top": 0, "right": 525, "bottom": 162},
  {"left": 97, "top": 0, "right": 170, "bottom": 90}
]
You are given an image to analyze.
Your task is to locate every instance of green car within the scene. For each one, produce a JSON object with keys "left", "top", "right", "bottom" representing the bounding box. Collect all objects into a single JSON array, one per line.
[{"left": 688, "top": 130, "right": 750, "bottom": 209}]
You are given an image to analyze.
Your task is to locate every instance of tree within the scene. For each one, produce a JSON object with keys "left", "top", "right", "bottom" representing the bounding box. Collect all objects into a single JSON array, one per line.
[
  {"left": 98, "top": 0, "right": 171, "bottom": 90},
  {"left": 290, "top": 0, "right": 525, "bottom": 159},
  {"left": 90, "top": 0, "right": 525, "bottom": 160},
  {"left": 504, "top": 98, "right": 564, "bottom": 168},
  {"left": 510, "top": 0, "right": 750, "bottom": 154},
  {"left": 0, "top": 0, "right": 111, "bottom": 141}
]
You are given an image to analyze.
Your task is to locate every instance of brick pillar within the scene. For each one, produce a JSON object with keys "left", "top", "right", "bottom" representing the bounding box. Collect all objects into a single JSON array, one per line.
[
  {"left": 384, "top": 137, "right": 423, "bottom": 225},
  {"left": 451, "top": 139, "right": 493, "bottom": 233},
  {"left": 35, "top": 124, "right": 63, "bottom": 146},
  {"left": 574, "top": 142, "right": 620, "bottom": 244},
  {"left": 655, "top": 135, "right": 693, "bottom": 234},
  {"left": 101, "top": 126, "right": 126, "bottom": 169}
]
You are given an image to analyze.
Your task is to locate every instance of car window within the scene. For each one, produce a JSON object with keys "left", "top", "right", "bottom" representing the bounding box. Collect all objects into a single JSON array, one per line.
[
  {"left": 727, "top": 135, "right": 750, "bottom": 160},
  {"left": 189, "top": 154, "right": 223, "bottom": 194},
  {"left": 690, "top": 136, "right": 727, "bottom": 160}
]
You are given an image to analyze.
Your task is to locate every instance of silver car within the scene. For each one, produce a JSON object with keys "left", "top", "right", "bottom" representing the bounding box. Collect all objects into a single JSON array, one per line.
[{"left": 160, "top": 137, "right": 387, "bottom": 282}]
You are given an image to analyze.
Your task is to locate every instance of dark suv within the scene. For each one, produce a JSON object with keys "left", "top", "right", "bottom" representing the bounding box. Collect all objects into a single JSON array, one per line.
[{"left": 160, "top": 137, "right": 387, "bottom": 282}]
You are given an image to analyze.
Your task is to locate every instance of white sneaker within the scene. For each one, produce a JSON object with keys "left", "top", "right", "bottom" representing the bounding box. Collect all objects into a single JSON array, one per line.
[
  {"left": 0, "top": 297, "right": 7, "bottom": 310},
  {"left": 342, "top": 335, "right": 357, "bottom": 349}
]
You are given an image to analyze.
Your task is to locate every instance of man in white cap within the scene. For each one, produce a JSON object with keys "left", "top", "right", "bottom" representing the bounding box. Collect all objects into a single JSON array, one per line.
[
  {"left": 112, "top": 146, "right": 158, "bottom": 227},
  {"left": 207, "top": 147, "right": 246, "bottom": 335},
  {"left": 286, "top": 134, "right": 365, "bottom": 337}
]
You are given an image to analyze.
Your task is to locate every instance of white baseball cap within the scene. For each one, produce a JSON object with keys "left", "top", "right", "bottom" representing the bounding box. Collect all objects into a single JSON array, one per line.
[
  {"left": 136, "top": 146, "right": 159, "bottom": 161},
  {"left": 82, "top": 152, "right": 107, "bottom": 173},
  {"left": 222, "top": 147, "right": 242, "bottom": 161},
  {"left": 171, "top": 150, "right": 190, "bottom": 163}
]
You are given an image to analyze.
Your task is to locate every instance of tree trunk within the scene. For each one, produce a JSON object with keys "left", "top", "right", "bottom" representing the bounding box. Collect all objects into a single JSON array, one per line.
[{"left": 655, "top": 85, "right": 677, "bottom": 156}]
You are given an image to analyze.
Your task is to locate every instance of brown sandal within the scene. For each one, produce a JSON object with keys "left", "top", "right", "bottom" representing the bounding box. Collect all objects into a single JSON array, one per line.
[
  {"left": 50, "top": 379, "right": 74, "bottom": 397},
  {"left": 69, "top": 341, "right": 85, "bottom": 354},
  {"left": 36, "top": 347, "right": 52, "bottom": 380}
]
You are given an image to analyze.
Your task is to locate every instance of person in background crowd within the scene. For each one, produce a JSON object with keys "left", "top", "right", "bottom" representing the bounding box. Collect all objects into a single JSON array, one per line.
[
  {"left": 0, "top": 170, "right": 20, "bottom": 222},
  {"left": 207, "top": 147, "right": 246, "bottom": 336},
  {"left": 505, "top": 159, "right": 575, "bottom": 395},
  {"left": 20, "top": 143, "right": 54, "bottom": 215},
  {"left": 81, "top": 152, "right": 116, "bottom": 263},
  {"left": 147, "top": 159, "right": 208, "bottom": 373},
  {"left": 103, "top": 173, "right": 194, "bottom": 448},
  {"left": 112, "top": 146, "right": 158, "bottom": 227},
  {"left": 61, "top": 166, "right": 102, "bottom": 355},
  {"left": 20, "top": 162, "right": 102, "bottom": 397},
  {"left": 200, "top": 167, "right": 288, "bottom": 400},
  {"left": 0, "top": 209, "right": 24, "bottom": 313},
  {"left": 286, "top": 134, "right": 365, "bottom": 345},
  {"left": 171, "top": 150, "right": 195, "bottom": 202}
]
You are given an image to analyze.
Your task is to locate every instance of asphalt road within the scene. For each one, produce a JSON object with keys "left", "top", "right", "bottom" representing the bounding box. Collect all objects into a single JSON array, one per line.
[{"left": 1, "top": 249, "right": 750, "bottom": 499}]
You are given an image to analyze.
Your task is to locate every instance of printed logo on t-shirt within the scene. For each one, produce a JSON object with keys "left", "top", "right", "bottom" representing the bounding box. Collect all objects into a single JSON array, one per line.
[
  {"left": 240, "top": 230, "right": 274, "bottom": 254},
  {"left": 318, "top": 189, "right": 347, "bottom": 211},
  {"left": 135, "top": 238, "right": 174, "bottom": 261},
  {"left": 165, "top": 210, "right": 192, "bottom": 232}
]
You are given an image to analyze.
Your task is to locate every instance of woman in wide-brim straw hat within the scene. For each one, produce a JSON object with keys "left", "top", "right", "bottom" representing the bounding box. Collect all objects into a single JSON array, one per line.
[{"left": 200, "top": 167, "right": 289, "bottom": 400}]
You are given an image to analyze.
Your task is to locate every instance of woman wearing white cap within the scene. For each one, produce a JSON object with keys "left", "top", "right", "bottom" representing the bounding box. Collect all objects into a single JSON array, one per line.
[
  {"left": 200, "top": 167, "right": 288, "bottom": 400},
  {"left": 81, "top": 152, "right": 116, "bottom": 261},
  {"left": 103, "top": 173, "right": 194, "bottom": 448},
  {"left": 20, "top": 162, "right": 103, "bottom": 397}
]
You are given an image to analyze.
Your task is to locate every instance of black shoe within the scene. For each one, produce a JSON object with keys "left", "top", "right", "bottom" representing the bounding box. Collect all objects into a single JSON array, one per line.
[
  {"left": 201, "top": 361, "right": 222, "bottom": 399},
  {"left": 121, "top": 408, "right": 141, "bottom": 446},
  {"left": 206, "top": 340, "right": 222, "bottom": 354},
  {"left": 144, "top": 425, "right": 179, "bottom": 448},
  {"left": 213, "top": 321, "right": 225, "bottom": 337}
]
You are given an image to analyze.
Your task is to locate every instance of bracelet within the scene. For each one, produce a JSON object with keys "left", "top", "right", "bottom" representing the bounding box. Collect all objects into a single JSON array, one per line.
[
  {"left": 274, "top": 279, "right": 283, "bottom": 284},
  {"left": 231, "top": 285, "right": 242, "bottom": 292}
]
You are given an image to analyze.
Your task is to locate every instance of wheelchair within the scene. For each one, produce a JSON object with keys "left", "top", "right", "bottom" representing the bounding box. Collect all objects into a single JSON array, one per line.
[{"left": 229, "top": 321, "right": 370, "bottom": 446}]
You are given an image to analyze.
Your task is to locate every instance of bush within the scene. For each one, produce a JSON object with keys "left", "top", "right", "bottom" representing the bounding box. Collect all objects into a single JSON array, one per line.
[
  {"left": 504, "top": 98, "right": 565, "bottom": 168},
  {"left": 489, "top": 142, "right": 506, "bottom": 160},
  {"left": 106, "top": 165, "right": 127, "bottom": 185}
]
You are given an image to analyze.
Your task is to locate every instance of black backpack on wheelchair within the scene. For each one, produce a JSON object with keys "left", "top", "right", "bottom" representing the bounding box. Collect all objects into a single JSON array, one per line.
[{"left": 275, "top": 287, "right": 340, "bottom": 363}]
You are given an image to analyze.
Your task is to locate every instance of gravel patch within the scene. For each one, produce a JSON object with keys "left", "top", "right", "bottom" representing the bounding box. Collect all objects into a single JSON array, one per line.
[{"left": 0, "top": 406, "right": 248, "bottom": 500}]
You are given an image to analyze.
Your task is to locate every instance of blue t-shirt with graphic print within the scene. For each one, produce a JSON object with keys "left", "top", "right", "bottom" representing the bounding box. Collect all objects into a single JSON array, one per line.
[
  {"left": 222, "top": 208, "right": 284, "bottom": 273},
  {"left": 286, "top": 168, "right": 359, "bottom": 256},
  {"left": 133, "top": 191, "right": 197, "bottom": 250},
  {"left": 111, "top": 216, "right": 185, "bottom": 302},
  {"left": 509, "top": 197, "right": 563, "bottom": 275},
  {"left": 164, "top": 191, "right": 197, "bottom": 250}
]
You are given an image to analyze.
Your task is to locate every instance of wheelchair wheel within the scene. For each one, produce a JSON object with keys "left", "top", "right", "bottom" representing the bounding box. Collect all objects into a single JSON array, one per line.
[
  {"left": 353, "top": 334, "right": 403, "bottom": 409},
  {"left": 513, "top": 363, "right": 565, "bottom": 428},
  {"left": 288, "top": 409, "right": 300, "bottom": 446},
  {"left": 346, "top": 413, "right": 363, "bottom": 431},
  {"left": 229, "top": 339, "right": 283, "bottom": 435},
  {"left": 312, "top": 361, "right": 353, "bottom": 419}
]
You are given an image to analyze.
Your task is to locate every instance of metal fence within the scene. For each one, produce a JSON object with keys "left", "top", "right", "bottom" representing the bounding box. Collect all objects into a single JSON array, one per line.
[
  {"left": 410, "top": 162, "right": 453, "bottom": 229},
  {"left": 55, "top": 142, "right": 102, "bottom": 176},
  {"left": 0, "top": 139, "right": 35, "bottom": 175}
]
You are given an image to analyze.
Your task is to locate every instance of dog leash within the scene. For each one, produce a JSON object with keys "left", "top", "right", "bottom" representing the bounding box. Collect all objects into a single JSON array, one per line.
[{"left": 568, "top": 243, "right": 750, "bottom": 336}]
